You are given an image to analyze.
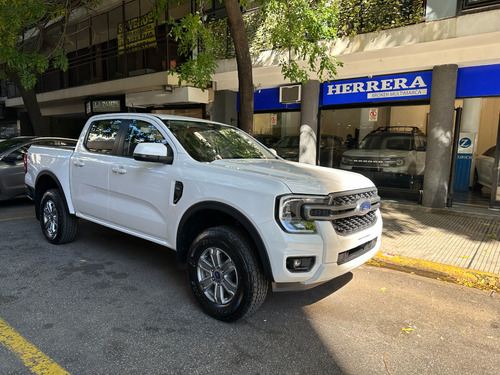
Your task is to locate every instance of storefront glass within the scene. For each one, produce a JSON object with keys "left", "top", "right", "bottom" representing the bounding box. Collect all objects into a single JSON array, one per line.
[
  {"left": 253, "top": 112, "right": 301, "bottom": 150},
  {"left": 466, "top": 97, "right": 500, "bottom": 207},
  {"left": 320, "top": 104, "right": 430, "bottom": 193}
]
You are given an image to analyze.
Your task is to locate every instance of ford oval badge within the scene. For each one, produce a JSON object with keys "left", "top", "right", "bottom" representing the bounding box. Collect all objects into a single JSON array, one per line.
[{"left": 358, "top": 201, "right": 371, "bottom": 215}]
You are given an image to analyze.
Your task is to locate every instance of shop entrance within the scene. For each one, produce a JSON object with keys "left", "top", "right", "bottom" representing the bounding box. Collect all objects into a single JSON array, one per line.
[
  {"left": 319, "top": 104, "right": 430, "bottom": 201},
  {"left": 453, "top": 98, "right": 500, "bottom": 208}
]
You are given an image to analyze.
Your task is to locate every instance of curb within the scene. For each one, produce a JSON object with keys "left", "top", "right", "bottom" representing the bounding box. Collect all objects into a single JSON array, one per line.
[
  {"left": 380, "top": 201, "right": 500, "bottom": 220},
  {"left": 367, "top": 251, "right": 500, "bottom": 292}
]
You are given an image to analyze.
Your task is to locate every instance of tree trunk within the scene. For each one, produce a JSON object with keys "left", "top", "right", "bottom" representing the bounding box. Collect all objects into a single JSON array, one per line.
[
  {"left": 223, "top": 0, "right": 254, "bottom": 134},
  {"left": 9, "top": 71, "right": 51, "bottom": 136}
]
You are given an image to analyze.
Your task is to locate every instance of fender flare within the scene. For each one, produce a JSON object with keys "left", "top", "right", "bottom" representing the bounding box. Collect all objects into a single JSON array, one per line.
[
  {"left": 33, "top": 171, "right": 73, "bottom": 220},
  {"left": 176, "top": 201, "right": 274, "bottom": 282}
]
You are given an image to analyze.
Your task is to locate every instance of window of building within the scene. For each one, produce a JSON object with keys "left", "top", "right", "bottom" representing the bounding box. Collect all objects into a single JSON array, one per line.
[{"left": 461, "top": 0, "right": 500, "bottom": 12}]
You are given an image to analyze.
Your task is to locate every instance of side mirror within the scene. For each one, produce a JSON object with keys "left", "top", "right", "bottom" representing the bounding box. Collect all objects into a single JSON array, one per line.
[{"left": 133, "top": 143, "right": 173, "bottom": 164}]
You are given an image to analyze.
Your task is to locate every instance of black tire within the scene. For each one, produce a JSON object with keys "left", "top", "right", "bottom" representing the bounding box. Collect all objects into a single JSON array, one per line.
[
  {"left": 187, "top": 225, "right": 268, "bottom": 322},
  {"left": 411, "top": 175, "right": 423, "bottom": 191},
  {"left": 39, "top": 189, "right": 78, "bottom": 244}
]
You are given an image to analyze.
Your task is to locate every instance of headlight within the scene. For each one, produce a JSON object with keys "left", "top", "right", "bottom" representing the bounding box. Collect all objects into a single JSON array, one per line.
[
  {"left": 276, "top": 195, "right": 329, "bottom": 233},
  {"left": 341, "top": 156, "right": 353, "bottom": 165},
  {"left": 394, "top": 157, "right": 405, "bottom": 166}
]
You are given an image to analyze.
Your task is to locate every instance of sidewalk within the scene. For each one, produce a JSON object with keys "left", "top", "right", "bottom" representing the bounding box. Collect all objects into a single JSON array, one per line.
[{"left": 369, "top": 200, "right": 500, "bottom": 291}]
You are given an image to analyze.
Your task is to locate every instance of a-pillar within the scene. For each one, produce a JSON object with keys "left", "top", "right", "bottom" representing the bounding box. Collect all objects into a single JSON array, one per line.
[
  {"left": 299, "top": 80, "right": 320, "bottom": 165},
  {"left": 422, "top": 64, "right": 458, "bottom": 208}
]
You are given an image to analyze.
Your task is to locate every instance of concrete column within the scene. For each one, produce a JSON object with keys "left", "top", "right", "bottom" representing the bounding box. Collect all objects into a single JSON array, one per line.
[
  {"left": 422, "top": 64, "right": 458, "bottom": 208},
  {"left": 213, "top": 90, "right": 238, "bottom": 127},
  {"left": 299, "top": 80, "right": 320, "bottom": 165}
]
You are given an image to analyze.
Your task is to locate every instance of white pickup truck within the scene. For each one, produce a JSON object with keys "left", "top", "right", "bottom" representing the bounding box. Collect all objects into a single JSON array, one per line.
[{"left": 25, "top": 113, "right": 382, "bottom": 321}]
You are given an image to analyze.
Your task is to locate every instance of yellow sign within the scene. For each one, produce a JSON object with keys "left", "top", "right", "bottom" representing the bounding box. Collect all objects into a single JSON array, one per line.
[{"left": 117, "top": 12, "right": 157, "bottom": 55}]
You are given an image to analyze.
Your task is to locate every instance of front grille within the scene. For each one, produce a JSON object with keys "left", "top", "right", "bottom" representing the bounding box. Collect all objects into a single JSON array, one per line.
[
  {"left": 352, "top": 158, "right": 389, "bottom": 167},
  {"left": 301, "top": 187, "right": 380, "bottom": 235},
  {"left": 329, "top": 188, "right": 379, "bottom": 235},
  {"left": 330, "top": 189, "right": 379, "bottom": 206},
  {"left": 332, "top": 211, "right": 377, "bottom": 234}
]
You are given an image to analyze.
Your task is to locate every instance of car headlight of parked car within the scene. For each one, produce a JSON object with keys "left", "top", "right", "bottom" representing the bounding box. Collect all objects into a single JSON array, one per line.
[
  {"left": 393, "top": 157, "right": 405, "bottom": 166},
  {"left": 341, "top": 155, "right": 353, "bottom": 165}
]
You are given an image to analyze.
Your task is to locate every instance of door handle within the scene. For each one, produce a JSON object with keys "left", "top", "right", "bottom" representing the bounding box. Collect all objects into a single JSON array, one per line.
[
  {"left": 73, "top": 160, "right": 85, "bottom": 167},
  {"left": 112, "top": 166, "right": 127, "bottom": 174}
]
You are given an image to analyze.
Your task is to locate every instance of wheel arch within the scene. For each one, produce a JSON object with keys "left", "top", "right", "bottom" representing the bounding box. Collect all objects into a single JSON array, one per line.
[
  {"left": 34, "top": 171, "right": 71, "bottom": 220},
  {"left": 176, "top": 201, "right": 274, "bottom": 282}
]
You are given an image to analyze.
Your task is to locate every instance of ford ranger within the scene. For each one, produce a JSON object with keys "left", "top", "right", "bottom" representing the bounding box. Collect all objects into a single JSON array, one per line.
[{"left": 25, "top": 113, "right": 382, "bottom": 321}]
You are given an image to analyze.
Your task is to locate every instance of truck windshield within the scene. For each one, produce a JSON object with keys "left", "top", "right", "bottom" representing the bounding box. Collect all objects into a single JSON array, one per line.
[{"left": 164, "top": 120, "right": 277, "bottom": 162}]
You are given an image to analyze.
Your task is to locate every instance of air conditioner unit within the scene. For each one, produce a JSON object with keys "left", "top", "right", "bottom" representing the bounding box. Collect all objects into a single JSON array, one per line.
[{"left": 279, "top": 85, "right": 301, "bottom": 104}]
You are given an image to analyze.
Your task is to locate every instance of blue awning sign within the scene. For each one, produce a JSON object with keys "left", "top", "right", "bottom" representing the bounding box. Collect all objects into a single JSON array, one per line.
[{"left": 322, "top": 71, "right": 432, "bottom": 106}]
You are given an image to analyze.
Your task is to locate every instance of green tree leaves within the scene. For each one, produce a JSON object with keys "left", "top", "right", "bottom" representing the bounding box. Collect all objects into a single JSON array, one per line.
[
  {"left": 259, "top": 0, "right": 341, "bottom": 83},
  {"left": 168, "top": 12, "right": 219, "bottom": 87},
  {"left": 0, "top": 0, "right": 75, "bottom": 89},
  {"left": 336, "top": 0, "right": 423, "bottom": 37}
]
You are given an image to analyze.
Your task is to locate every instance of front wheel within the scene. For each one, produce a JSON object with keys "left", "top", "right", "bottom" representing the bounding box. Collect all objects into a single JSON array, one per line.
[
  {"left": 188, "top": 226, "right": 268, "bottom": 322},
  {"left": 40, "top": 189, "right": 78, "bottom": 244}
]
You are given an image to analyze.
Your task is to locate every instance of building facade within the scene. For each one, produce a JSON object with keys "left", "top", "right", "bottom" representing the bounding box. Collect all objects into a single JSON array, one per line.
[
  {"left": 212, "top": 0, "right": 500, "bottom": 208},
  {"left": 2, "top": 0, "right": 500, "bottom": 208}
]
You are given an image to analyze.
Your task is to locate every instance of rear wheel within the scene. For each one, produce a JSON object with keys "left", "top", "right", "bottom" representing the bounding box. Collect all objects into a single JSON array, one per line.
[
  {"left": 40, "top": 189, "right": 78, "bottom": 244},
  {"left": 188, "top": 226, "right": 268, "bottom": 322}
]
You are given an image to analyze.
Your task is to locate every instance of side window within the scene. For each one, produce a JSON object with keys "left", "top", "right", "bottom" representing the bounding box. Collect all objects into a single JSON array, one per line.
[
  {"left": 85, "top": 120, "right": 121, "bottom": 154},
  {"left": 122, "top": 120, "right": 167, "bottom": 157}
]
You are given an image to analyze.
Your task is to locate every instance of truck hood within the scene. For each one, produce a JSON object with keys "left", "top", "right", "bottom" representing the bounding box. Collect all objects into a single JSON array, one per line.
[{"left": 210, "top": 159, "right": 375, "bottom": 195}]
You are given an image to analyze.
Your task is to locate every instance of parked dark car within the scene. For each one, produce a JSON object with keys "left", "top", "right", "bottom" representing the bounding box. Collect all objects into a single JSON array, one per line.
[
  {"left": 272, "top": 134, "right": 345, "bottom": 167},
  {"left": 0, "top": 136, "right": 77, "bottom": 201}
]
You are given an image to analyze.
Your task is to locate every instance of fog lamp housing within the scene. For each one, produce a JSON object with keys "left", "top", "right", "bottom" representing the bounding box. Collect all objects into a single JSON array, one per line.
[{"left": 286, "top": 257, "right": 315, "bottom": 272}]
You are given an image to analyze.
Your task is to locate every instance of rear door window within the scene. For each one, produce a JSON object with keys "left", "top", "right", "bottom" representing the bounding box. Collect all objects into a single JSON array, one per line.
[{"left": 85, "top": 120, "right": 122, "bottom": 154}]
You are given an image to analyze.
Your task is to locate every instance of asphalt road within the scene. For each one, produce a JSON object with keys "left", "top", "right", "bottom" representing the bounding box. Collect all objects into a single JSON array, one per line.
[{"left": 1, "top": 199, "right": 499, "bottom": 375}]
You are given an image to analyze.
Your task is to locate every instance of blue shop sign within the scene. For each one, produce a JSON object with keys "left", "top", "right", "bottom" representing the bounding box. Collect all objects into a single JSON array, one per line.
[
  {"left": 456, "top": 64, "right": 500, "bottom": 98},
  {"left": 253, "top": 87, "right": 301, "bottom": 111},
  {"left": 321, "top": 71, "right": 432, "bottom": 106}
]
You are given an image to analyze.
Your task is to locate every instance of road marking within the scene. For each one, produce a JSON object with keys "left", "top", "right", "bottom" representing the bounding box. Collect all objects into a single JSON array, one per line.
[
  {"left": 0, "top": 216, "right": 35, "bottom": 222},
  {"left": 0, "top": 317, "right": 69, "bottom": 375}
]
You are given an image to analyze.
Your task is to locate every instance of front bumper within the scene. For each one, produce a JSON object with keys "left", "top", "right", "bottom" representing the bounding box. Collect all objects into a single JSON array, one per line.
[
  {"left": 260, "top": 209, "right": 383, "bottom": 291},
  {"left": 340, "top": 167, "right": 417, "bottom": 188}
]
